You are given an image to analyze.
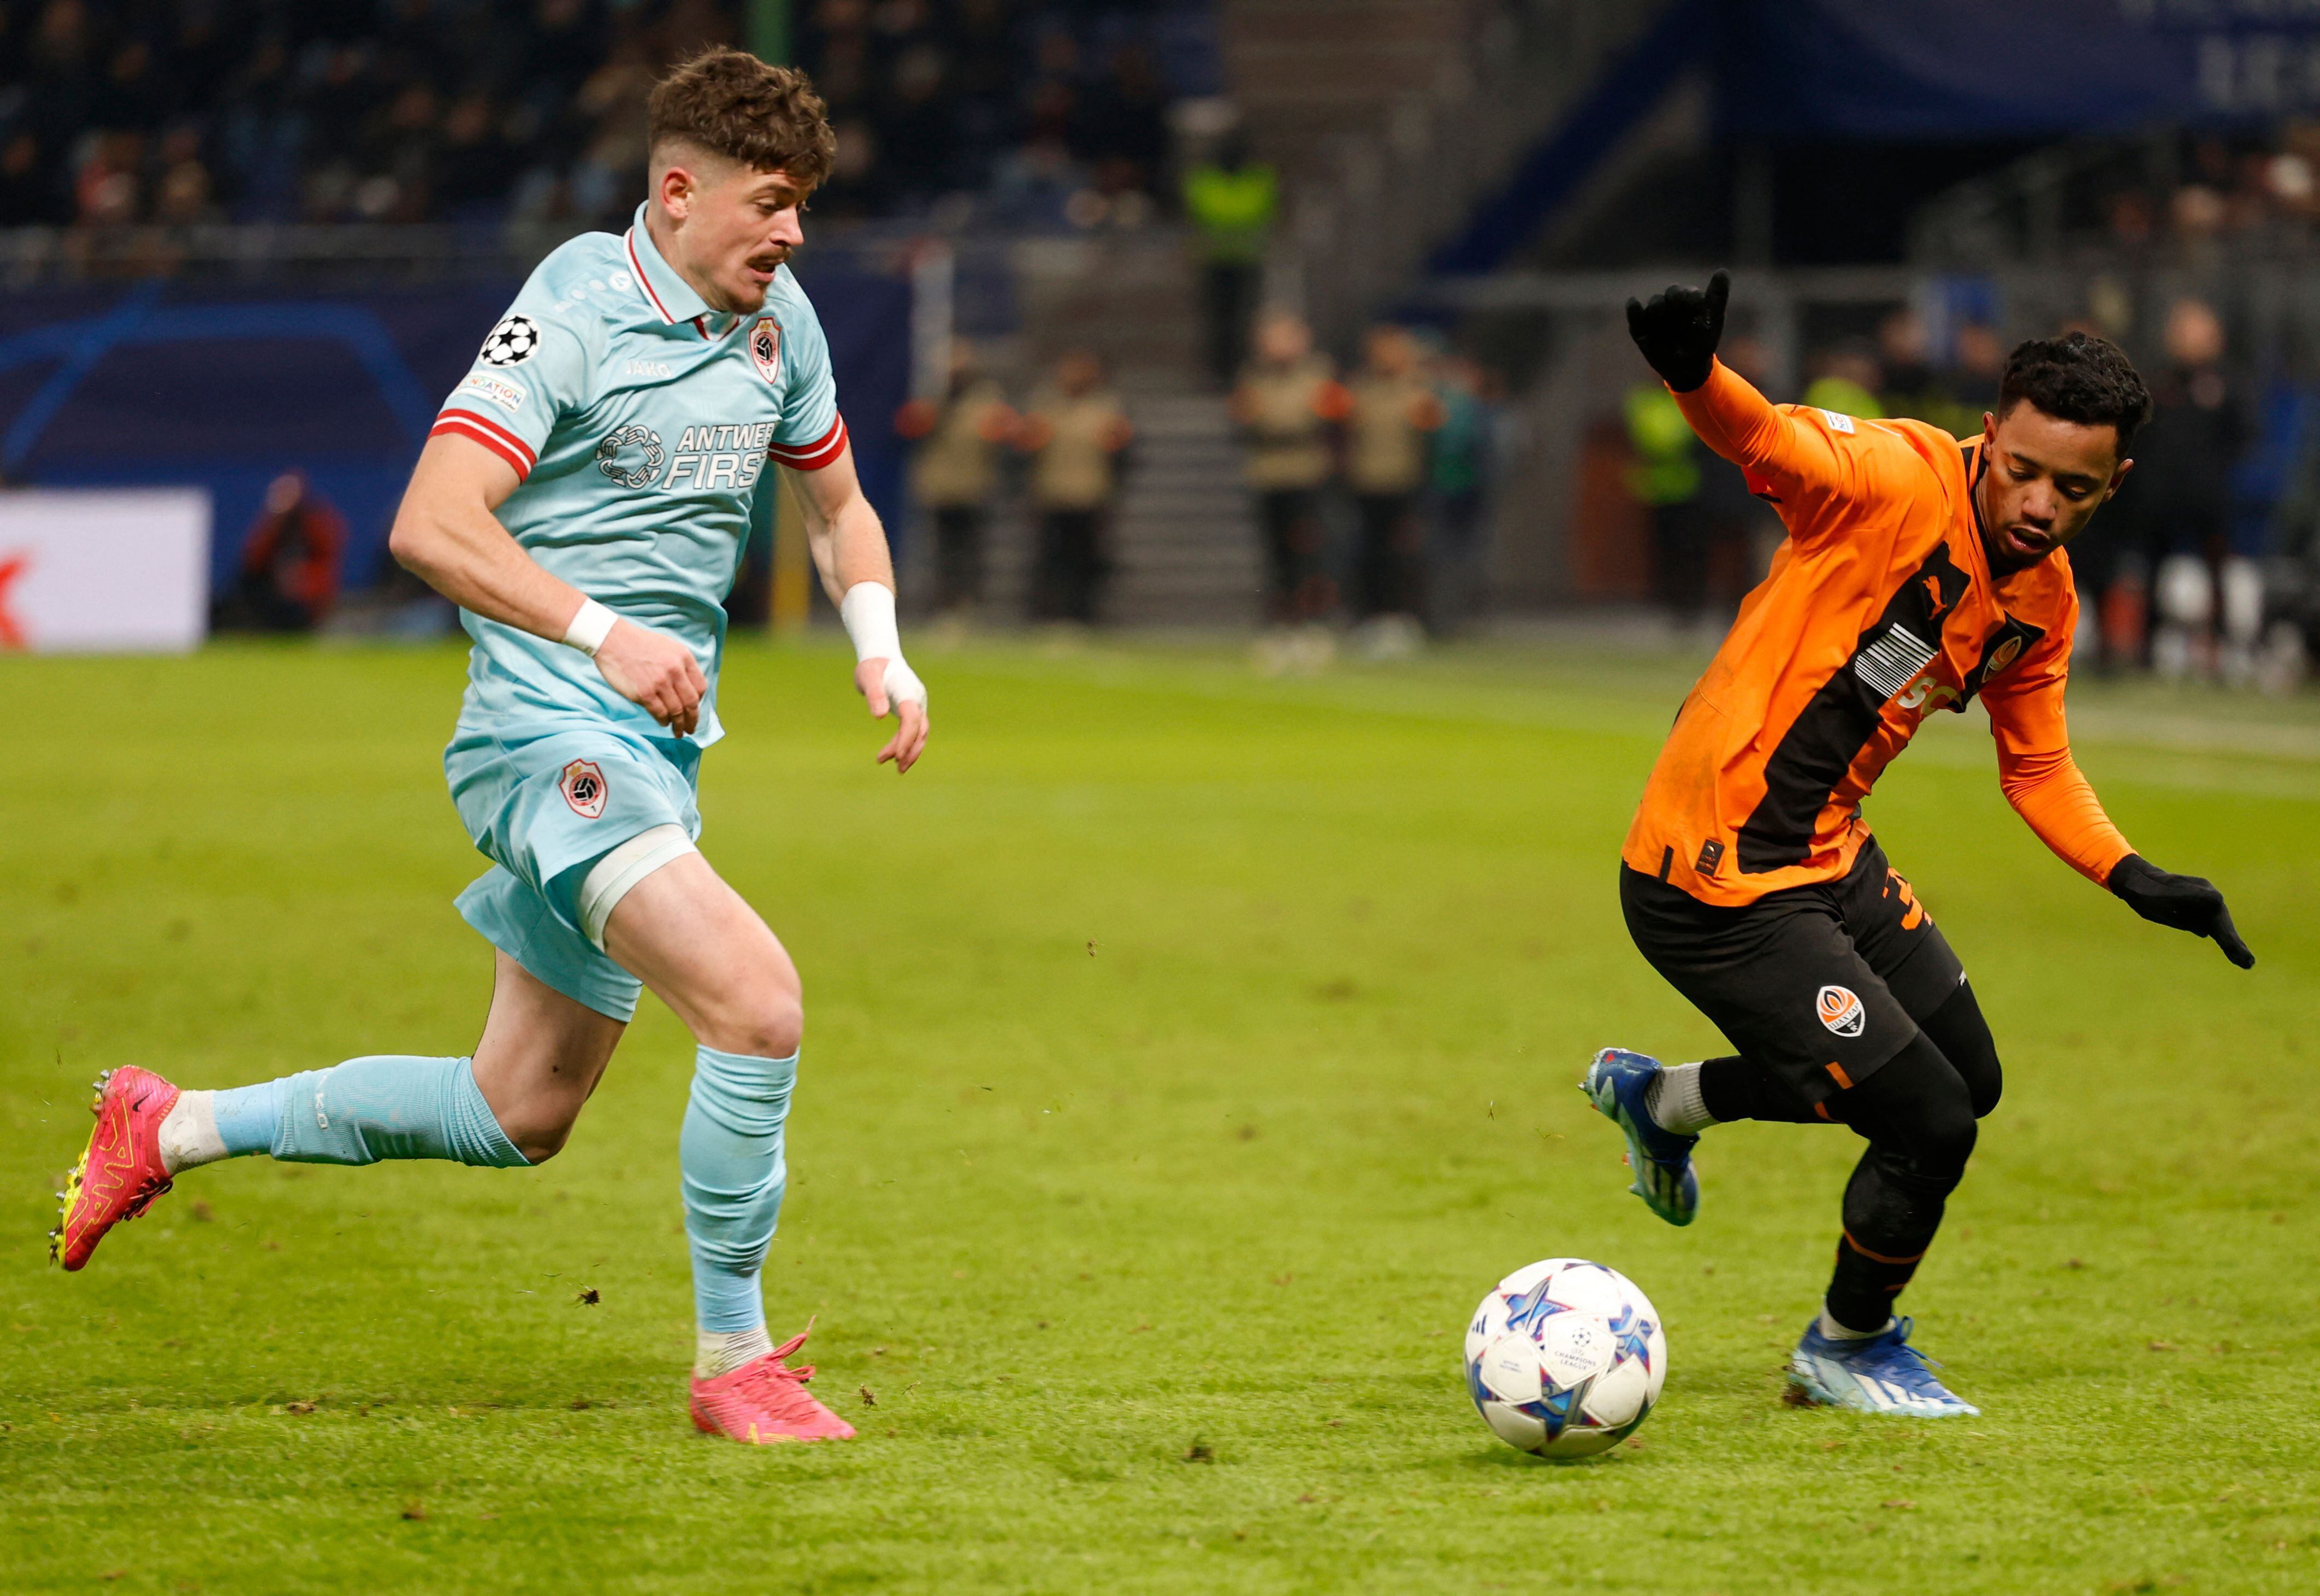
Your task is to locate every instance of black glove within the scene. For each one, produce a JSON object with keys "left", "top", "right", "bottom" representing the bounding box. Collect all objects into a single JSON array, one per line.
[
  {"left": 2109, "top": 854, "right": 2254, "bottom": 969},
  {"left": 1625, "top": 269, "right": 1730, "bottom": 393}
]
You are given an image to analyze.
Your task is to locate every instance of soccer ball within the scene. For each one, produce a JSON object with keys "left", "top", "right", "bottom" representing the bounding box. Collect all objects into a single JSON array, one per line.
[{"left": 1463, "top": 1257, "right": 1667, "bottom": 1457}]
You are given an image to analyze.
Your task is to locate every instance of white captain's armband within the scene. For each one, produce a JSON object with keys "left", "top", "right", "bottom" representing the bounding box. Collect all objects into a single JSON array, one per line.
[
  {"left": 562, "top": 596, "right": 618, "bottom": 657},
  {"left": 838, "top": 582, "right": 927, "bottom": 707}
]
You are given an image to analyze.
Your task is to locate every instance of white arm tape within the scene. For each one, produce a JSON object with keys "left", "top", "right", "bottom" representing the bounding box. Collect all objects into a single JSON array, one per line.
[
  {"left": 839, "top": 581, "right": 903, "bottom": 664},
  {"left": 881, "top": 656, "right": 928, "bottom": 708},
  {"left": 563, "top": 596, "right": 617, "bottom": 657}
]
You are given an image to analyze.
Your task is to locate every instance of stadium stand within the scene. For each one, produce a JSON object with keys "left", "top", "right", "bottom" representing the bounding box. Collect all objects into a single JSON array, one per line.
[{"left": 0, "top": 1, "right": 1221, "bottom": 233}]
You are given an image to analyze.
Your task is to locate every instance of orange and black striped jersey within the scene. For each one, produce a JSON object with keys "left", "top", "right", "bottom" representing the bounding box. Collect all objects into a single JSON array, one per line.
[{"left": 1623, "top": 359, "right": 2133, "bottom": 908}]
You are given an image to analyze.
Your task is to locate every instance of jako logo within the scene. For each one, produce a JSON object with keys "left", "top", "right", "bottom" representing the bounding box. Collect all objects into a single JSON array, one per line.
[{"left": 1816, "top": 984, "right": 1866, "bottom": 1037}]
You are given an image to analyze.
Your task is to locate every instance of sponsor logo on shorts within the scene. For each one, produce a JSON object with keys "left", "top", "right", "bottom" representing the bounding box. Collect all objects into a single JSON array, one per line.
[
  {"left": 560, "top": 758, "right": 608, "bottom": 819},
  {"left": 455, "top": 372, "right": 527, "bottom": 411},
  {"left": 1816, "top": 984, "right": 1866, "bottom": 1037}
]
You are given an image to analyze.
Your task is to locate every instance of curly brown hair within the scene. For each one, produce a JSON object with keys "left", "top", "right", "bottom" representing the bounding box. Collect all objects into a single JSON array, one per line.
[{"left": 647, "top": 47, "right": 836, "bottom": 190}]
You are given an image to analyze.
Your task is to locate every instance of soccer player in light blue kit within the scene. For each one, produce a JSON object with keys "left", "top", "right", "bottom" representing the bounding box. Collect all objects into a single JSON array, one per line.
[{"left": 52, "top": 51, "right": 920, "bottom": 1445}]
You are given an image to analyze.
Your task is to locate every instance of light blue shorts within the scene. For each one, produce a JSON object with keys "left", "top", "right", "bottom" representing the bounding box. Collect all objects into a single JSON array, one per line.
[{"left": 445, "top": 722, "right": 702, "bottom": 1021}]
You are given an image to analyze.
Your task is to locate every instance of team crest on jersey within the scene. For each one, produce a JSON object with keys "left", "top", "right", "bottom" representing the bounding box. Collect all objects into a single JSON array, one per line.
[
  {"left": 596, "top": 424, "right": 666, "bottom": 489},
  {"left": 481, "top": 314, "right": 540, "bottom": 367},
  {"left": 1816, "top": 984, "right": 1866, "bottom": 1037},
  {"left": 748, "top": 318, "right": 782, "bottom": 384},
  {"left": 560, "top": 759, "right": 608, "bottom": 819}
]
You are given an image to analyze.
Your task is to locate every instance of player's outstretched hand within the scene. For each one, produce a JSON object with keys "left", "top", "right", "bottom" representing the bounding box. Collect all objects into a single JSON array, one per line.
[
  {"left": 2109, "top": 854, "right": 2254, "bottom": 968},
  {"left": 855, "top": 657, "right": 930, "bottom": 774},
  {"left": 1625, "top": 269, "right": 1730, "bottom": 393},
  {"left": 595, "top": 618, "right": 708, "bottom": 737}
]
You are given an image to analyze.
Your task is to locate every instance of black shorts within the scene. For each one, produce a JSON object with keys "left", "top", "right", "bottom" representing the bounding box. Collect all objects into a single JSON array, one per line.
[{"left": 1619, "top": 836, "right": 1966, "bottom": 1109}]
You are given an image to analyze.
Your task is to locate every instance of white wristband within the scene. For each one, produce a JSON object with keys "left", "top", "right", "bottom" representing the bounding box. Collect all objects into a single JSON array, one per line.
[
  {"left": 838, "top": 582, "right": 903, "bottom": 664},
  {"left": 563, "top": 597, "right": 617, "bottom": 657}
]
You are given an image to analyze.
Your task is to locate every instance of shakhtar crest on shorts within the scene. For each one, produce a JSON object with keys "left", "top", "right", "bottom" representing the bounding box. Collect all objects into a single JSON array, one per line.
[
  {"left": 1816, "top": 984, "right": 1867, "bottom": 1037},
  {"left": 749, "top": 318, "right": 782, "bottom": 384},
  {"left": 481, "top": 314, "right": 541, "bottom": 367},
  {"left": 560, "top": 759, "right": 608, "bottom": 820},
  {"left": 1985, "top": 635, "right": 2024, "bottom": 675}
]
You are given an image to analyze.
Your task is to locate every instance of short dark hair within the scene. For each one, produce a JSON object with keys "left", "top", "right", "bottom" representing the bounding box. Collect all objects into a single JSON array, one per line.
[
  {"left": 648, "top": 47, "right": 835, "bottom": 190},
  {"left": 1997, "top": 331, "right": 2152, "bottom": 451}
]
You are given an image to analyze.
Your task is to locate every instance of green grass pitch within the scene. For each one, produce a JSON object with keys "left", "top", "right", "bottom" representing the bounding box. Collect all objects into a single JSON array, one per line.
[{"left": 4, "top": 636, "right": 2318, "bottom": 1594}]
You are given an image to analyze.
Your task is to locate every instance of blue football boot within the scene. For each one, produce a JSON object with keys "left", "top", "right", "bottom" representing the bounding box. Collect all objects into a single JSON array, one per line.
[
  {"left": 1785, "top": 1316, "right": 1980, "bottom": 1417},
  {"left": 1579, "top": 1047, "right": 1698, "bottom": 1227}
]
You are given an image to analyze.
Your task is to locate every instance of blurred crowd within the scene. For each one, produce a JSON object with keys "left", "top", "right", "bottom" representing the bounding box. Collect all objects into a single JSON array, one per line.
[
  {"left": 895, "top": 313, "right": 1507, "bottom": 655},
  {"left": 0, "top": 0, "right": 1203, "bottom": 232},
  {"left": 1623, "top": 297, "right": 2320, "bottom": 693},
  {"left": 1229, "top": 313, "right": 1505, "bottom": 664},
  {"left": 799, "top": 0, "right": 1185, "bottom": 226},
  {"left": 896, "top": 340, "right": 1133, "bottom": 625},
  {"left": 2095, "top": 127, "right": 2320, "bottom": 265}
]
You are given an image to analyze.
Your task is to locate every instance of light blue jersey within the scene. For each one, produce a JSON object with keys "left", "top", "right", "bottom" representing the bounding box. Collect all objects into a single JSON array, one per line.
[
  {"left": 431, "top": 202, "right": 849, "bottom": 749},
  {"left": 428, "top": 206, "right": 851, "bottom": 1019}
]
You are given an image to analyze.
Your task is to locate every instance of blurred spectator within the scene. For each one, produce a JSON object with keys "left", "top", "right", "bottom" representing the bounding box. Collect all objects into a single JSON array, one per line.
[
  {"left": 1875, "top": 306, "right": 1984, "bottom": 436},
  {"left": 1938, "top": 322, "right": 2009, "bottom": 426},
  {"left": 1230, "top": 310, "right": 1346, "bottom": 628},
  {"left": 1623, "top": 379, "right": 1706, "bottom": 625},
  {"left": 2104, "top": 298, "right": 2254, "bottom": 683},
  {"left": 895, "top": 339, "right": 1016, "bottom": 618},
  {"left": 0, "top": 3, "right": 1200, "bottom": 232},
  {"left": 1344, "top": 324, "right": 1443, "bottom": 648},
  {"left": 1183, "top": 132, "right": 1277, "bottom": 386},
  {"left": 1801, "top": 344, "right": 1884, "bottom": 421},
  {"left": 212, "top": 472, "right": 345, "bottom": 634},
  {"left": 0, "top": 129, "right": 67, "bottom": 223},
  {"left": 1017, "top": 350, "right": 1132, "bottom": 624},
  {"left": 1426, "top": 352, "right": 1499, "bottom": 635},
  {"left": 1076, "top": 44, "right": 1171, "bottom": 203}
]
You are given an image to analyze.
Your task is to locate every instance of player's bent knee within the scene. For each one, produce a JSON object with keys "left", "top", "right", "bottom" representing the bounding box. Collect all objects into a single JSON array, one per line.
[
  {"left": 701, "top": 989, "right": 803, "bottom": 1060},
  {"left": 1922, "top": 983, "right": 2003, "bottom": 1120},
  {"left": 488, "top": 1094, "right": 589, "bottom": 1164}
]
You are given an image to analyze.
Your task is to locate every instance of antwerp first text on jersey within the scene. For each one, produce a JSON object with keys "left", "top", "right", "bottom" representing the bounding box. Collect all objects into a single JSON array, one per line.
[
  {"left": 1623, "top": 360, "right": 2133, "bottom": 907},
  {"left": 429, "top": 203, "right": 848, "bottom": 749}
]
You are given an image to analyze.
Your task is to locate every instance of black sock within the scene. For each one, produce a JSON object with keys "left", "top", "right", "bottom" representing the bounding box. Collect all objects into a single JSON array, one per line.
[
  {"left": 1820, "top": 1032, "right": 1978, "bottom": 1332},
  {"left": 1697, "top": 1055, "right": 1822, "bottom": 1125}
]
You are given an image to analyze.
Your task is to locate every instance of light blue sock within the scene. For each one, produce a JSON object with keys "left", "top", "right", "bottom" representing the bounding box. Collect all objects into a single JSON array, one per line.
[
  {"left": 210, "top": 1056, "right": 529, "bottom": 1168},
  {"left": 682, "top": 1045, "right": 797, "bottom": 1334}
]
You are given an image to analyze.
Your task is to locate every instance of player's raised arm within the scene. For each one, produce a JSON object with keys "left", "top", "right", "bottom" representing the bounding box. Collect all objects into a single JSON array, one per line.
[
  {"left": 1626, "top": 270, "right": 1868, "bottom": 514},
  {"left": 388, "top": 434, "right": 709, "bottom": 735},
  {"left": 778, "top": 441, "right": 930, "bottom": 773}
]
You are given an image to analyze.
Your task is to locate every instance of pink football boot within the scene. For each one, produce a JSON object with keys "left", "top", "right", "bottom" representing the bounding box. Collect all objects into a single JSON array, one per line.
[
  {"left": 52, "top": 1067, "right": 181, "bottom": 1271},
  {"left": 689, "top": 1326, "right": 857, "bottom": 1444}
]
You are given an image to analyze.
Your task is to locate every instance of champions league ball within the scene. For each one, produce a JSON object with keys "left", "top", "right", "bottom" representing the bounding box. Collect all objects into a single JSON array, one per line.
[
  {"left": 1464, "top": 1258, "right": 1667, "bottom": 1458},
  {"left": 480, "top": 314, "right": 540, "bottom": 366}
]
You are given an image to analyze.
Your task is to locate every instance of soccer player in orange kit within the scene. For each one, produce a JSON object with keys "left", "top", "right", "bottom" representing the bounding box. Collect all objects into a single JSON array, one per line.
[{"left": 1582, "top": 272, "right": 2253, "bottom": 1416}]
